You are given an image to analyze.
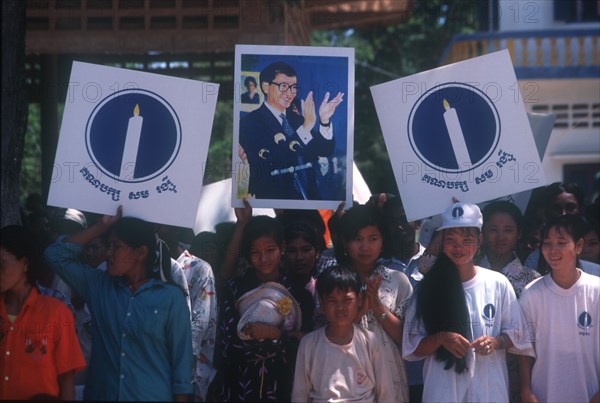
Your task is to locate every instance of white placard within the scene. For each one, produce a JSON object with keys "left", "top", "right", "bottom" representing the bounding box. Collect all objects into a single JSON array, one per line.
[
  {"left": 194, "top": 161, "right": 371, "bottom": 234},
  {"left": 371, "top": 50, "right": 546, "bottom": 221},
  {"left": 232, "top": 45, "right": 354, "bottom": 210},
  {"left": 48, "top": 61, "right": 219, "bottom": 228}
]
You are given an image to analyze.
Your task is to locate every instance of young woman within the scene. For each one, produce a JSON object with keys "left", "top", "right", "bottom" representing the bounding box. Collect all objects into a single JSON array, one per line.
[
  {"left": 1, "top": 225, "right": 86, "bottom": 400},
  {"left": 524, "top": 182, "right": 585, "bottom": 274},
  {"left": 519, "top": 214, "right": 600, "bottom": 403},
  {"left": 283, "top": 221, "right": 322, "bottom": 332},
  {"left": 479, "top": 201, "right": 540, "bottom": 298},
  {"left": 44, "top": 207, "right": 193, "bottom": 401},
  {"left": 403, "top": 202, "right": 532, "bottom": 403},
  {"left": 219, "top": 211, "right": 307, "bottom": 401},
  {"left": 337, "top": 204, "right": 412, "bottom": 402}
]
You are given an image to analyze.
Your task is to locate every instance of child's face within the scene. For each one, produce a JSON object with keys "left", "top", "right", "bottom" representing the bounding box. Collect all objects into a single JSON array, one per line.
[
  {"left": 319, "top": 287, "right": 360, "bottom": 328},
  {"left": 284, "top": 236, "right": 318, "bottom": 278},
  {"left": 442, "top": 227, "right": 480, "bottom": 267},
  {"left": 249, "top": 236, "right": 282, "bottom": 280}
]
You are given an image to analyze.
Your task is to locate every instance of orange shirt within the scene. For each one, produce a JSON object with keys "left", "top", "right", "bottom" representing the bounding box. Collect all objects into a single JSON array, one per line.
[
  {"left": 0, "top": 288, "right": 86, "bottom": 400},
  {"left": 319, "top": 209, "right": 333, "bottom": 248}
]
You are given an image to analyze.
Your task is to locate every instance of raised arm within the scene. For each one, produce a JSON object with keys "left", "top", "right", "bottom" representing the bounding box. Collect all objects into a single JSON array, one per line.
[
  {"left": 66, "top": 206, "right": 122, "bottom": 245},
  {"left": 219, "top": 199, "right": 252, "bottom": 281}
]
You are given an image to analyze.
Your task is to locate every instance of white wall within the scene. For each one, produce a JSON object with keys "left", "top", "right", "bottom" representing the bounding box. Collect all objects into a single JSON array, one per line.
[{"left": 519, "top": 78, "right": 600, "bottom": 183}]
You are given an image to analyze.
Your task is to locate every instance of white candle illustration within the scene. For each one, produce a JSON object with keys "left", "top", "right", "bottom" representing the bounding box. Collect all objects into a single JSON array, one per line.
[
  {"left": 120, "top": 104, "right": 144, "bottom": 179},
  {"left": 443, "top": 99, "right": 471, "bottom": 169}
]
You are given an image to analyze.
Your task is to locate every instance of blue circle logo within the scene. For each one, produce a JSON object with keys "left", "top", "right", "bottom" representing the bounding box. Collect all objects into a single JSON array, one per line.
[
  {"left": 482, "top": 303, "right": 496, "bottom": 321},
  {"left": 578, "top": 312, "right": 592, "bottom": 330},
  {"left": 452, "top": 206, "right": 464, "bottom": 219},
  {"left": 85, "top": 89, "right": 182, "bottom": 183},
  {"left": 408, "top": 82, "right": 501, "bottom": 174}
]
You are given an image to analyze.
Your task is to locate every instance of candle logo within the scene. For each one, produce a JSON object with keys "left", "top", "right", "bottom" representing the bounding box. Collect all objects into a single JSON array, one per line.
[
  {"left": 407, "top": 82, "right": 500, "bottom": 174},
  {"left": 442, "top": 99, "right": 471, "bottom": 169},
  {"left": 120, "top": 104, "right": 144, "bottom": 179},
  {"left": 85, "top": 89, "right": 182, "bottom": 183},
  {"left": 482, "top": 303, "right": 496, "bottom": 321},
  {"left": 577, "top": 311, "right": 592, "bottom": 331}
]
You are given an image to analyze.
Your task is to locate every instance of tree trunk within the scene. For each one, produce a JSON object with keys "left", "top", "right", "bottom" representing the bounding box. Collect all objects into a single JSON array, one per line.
[{"left": 1, "top": 0, "right": 27, "bottom": 227}]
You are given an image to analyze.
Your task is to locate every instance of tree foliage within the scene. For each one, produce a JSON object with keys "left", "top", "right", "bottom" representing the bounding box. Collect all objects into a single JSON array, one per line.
[
  {"left": 2, "top": 0, "right": 27, "bottom": 226},
  {"left": 17, "top": 0, "right": 479, "bottom": 203},
  {"left": 311, "top": 0, "right": 478, "bottom": 195},
  {"left": 20, "top": 104, "right": 42, "bottom": 201}
]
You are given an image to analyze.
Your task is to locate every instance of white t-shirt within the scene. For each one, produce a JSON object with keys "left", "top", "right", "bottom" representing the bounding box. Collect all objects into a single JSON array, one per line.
[
  {"left": 292, "top": 325, "right": 396, "bottom": 403},
  {"left": 403, "top": 267, "right": 534, "bottom": 403},
  {"left": 519, "top": 271, "right": 600, "bottom": 403}
]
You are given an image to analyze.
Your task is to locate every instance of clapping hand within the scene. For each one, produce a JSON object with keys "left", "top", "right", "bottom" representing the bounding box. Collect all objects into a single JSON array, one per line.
[
  {"left": 319, "top": 91, "right": 344, "bottom": 124},
  {"left": 302, "top": 91, "right": 344, "bottom": 132}
]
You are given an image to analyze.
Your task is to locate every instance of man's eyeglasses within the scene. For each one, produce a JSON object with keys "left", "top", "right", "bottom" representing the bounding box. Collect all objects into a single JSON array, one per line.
[{"left": 270, "top": 81, "right": 299, "bottom": 94}]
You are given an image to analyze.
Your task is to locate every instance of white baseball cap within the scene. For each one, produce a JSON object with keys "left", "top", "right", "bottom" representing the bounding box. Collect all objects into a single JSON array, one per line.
[{"left": 437, "top": 202, "right": 483, "bottom": 231}]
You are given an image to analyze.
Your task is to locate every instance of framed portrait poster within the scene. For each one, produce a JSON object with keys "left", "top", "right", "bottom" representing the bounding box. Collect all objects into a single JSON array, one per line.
[{"left": 232, "top": 45, "right": 354, "bottom": 210}]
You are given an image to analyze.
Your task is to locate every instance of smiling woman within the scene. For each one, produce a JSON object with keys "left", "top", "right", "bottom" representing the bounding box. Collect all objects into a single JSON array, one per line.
[
  {"left": 337, "top": 204, "right": 412, "bottom": 402},
  {"left": 219, "top": 212, "right": 310, "bottom": 402},
  {"left": 519, "top": 214, "right": 600, "bottom": 403},
  {"left": 403, "top": 202, "right": 534, "bottom": 403}
]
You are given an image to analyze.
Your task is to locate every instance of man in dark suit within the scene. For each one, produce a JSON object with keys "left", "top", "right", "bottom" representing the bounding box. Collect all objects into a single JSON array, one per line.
[{"left": 239, "top": 62, "right": 344, "bottom": 200}]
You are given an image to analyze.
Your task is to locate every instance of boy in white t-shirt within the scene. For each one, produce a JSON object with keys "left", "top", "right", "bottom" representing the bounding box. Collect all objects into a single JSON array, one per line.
[{"left": 292, "top": 266, "right": 396, "bottom": 402}]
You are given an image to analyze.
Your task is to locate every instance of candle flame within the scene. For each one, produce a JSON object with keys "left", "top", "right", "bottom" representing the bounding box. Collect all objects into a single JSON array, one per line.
[
  {"left": 443, "top": 99, "right": 450, "bottom": 110},
  {"left": 133, "top": 104, "right": 140, "bottom": 117}
]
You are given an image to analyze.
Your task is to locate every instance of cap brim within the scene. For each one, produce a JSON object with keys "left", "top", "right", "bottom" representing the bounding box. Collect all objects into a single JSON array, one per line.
[{"left": 436, "top": 223, "right": 481, "bottom": 231}]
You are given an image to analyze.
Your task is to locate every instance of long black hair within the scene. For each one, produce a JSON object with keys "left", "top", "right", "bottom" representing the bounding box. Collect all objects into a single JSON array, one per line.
[{"left": 415, "top": 252, "right": 471, "bottom": 373}]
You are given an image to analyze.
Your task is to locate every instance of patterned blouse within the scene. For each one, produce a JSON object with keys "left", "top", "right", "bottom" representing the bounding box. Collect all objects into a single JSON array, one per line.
[
  {"left": 177, "top": 251, "right": 218, "bottom": 401},
  {"left": 477, "top": 254, "right": 540, "bottom": 298},
  {"left": 219, "top": 268, "right": 313, "bottom": 401},
  {"left": 357, "top": 265, "right": 413, "bottom": 403}
]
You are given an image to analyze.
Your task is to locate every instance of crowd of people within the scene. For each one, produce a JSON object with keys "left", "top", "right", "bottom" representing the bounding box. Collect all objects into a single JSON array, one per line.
[{"left": 1, "top": 181, "right": 599, "bottom": 402}]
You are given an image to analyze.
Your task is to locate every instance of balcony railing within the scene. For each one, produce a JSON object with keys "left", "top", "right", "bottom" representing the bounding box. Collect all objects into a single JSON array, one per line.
[{"left": 440, "top": 29, "right": 600, "bottom": 79}]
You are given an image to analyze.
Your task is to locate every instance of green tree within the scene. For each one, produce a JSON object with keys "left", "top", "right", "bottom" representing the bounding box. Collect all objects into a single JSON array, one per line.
[
  {"left": 1, "top": 0, "right": 27, "bottom": 226},
  {"left": 20, "top": 104, "right": 42, "bottom": 201},
  {"left": 312, "top": 0, "right": 478, "bottom": 195},
  {"left": 203, "top": 100, "right": 233, "bottom": 185}
]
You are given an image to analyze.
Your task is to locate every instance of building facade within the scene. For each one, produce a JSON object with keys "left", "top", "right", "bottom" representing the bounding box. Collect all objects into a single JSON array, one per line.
[{"left": 441, "top": 0, "right": 599, "bottom": 202}]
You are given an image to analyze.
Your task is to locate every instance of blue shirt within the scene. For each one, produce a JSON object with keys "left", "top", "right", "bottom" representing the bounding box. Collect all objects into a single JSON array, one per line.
[
  {"left": 377, "top": 243, "right": 426, "bottom": 289},
  {"left": 45, "top": 239, "right": 194, "bottom": 401}
]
